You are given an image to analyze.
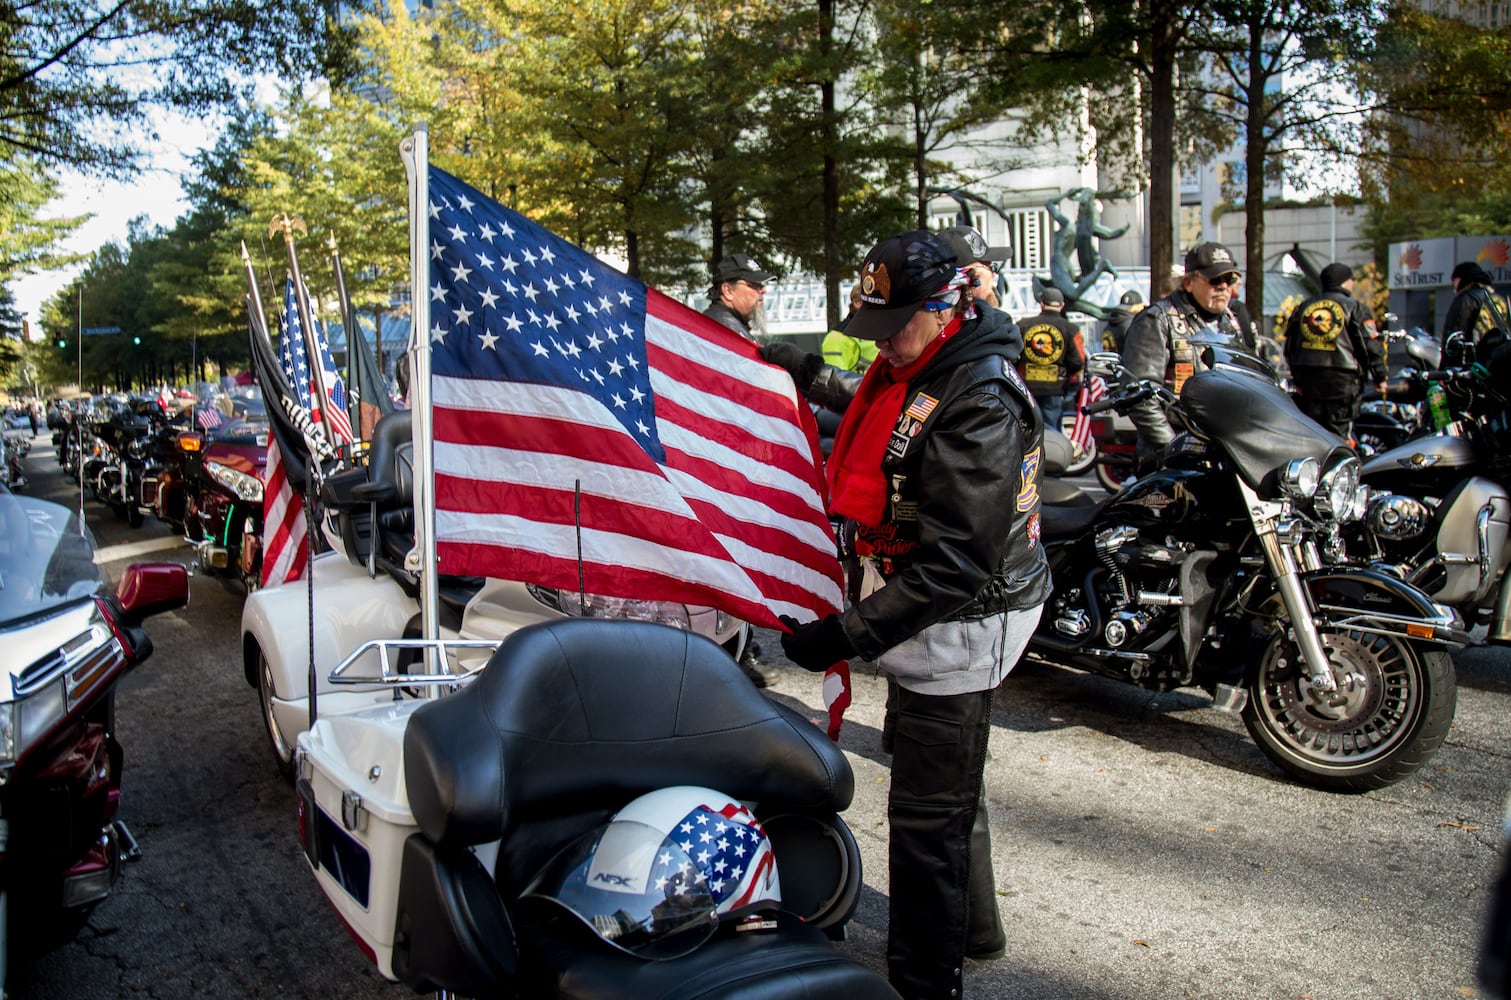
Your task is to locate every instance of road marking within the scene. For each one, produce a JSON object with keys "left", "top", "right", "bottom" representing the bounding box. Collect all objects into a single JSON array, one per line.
[{"left": 93, "top": 535, "right": 190, "bottom": 564}]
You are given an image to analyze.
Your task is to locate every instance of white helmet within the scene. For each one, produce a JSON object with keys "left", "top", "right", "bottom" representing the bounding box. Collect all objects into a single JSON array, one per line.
[{"left": 522, "top": 786, "right": 781, "bottom": 960}]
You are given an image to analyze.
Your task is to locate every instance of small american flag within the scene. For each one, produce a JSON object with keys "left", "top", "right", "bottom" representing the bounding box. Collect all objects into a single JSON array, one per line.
[
  {"left": 279, "top": 278, "right": 354, "bottom": 449},
  {"left": 1069, "top": 375, "right": 1106, "bottom": 454},
  {"left": 425, "top": 166, "right": 849, "bottom": 734},
  {"left": 658, "top": 801, "right": 774, "bottom": 909},
  {"left": 196, "top": 406, "right": 224, "bottom": 430}
]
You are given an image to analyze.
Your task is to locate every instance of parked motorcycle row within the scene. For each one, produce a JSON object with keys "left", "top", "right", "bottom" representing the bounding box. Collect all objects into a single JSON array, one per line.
[{"left": 51, "top": 389, "right": 270, "bottom": 590}]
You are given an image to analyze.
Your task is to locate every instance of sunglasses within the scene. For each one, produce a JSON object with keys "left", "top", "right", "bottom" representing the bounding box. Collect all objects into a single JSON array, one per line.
[
  {"left": 738, "top": 279, "right": 765, "bottom": 292},
  {"left": 1201, "top": 273, "right": 1240, "bottom": 288}
]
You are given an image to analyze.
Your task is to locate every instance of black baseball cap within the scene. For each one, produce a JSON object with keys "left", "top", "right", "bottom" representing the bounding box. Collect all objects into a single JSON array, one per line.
[
  {"left": 712, "top": 253, "right": 776, "bottom": 286},
  {"left": 848, "top": 231, "right": 959, "bottom": 342},
  {"left": 1183, "top": 242, "right": 1240, "bottom": 281},
  {"left": 940, "top": 225, "right": 1011, "bottom": 268}
]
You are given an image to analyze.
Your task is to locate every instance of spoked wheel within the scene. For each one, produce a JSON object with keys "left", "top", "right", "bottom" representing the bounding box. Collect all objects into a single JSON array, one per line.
[
  {"left": 1094, "top": 458, "right": 1137, "bottom": 494},
  {"left": 1058, "top": 415, "right": 1097, "bottom": 476},
  {"left": 259, "top": 651, "right": 296, "bottom": 782},
  {"left": 1242, "top": 627, "right": 1456, "bottom": 792}
]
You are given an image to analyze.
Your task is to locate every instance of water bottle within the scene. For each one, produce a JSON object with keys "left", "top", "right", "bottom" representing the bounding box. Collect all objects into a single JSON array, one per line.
[{"left": 1426, "top": 381, "right": 1451, "bottom": 430}]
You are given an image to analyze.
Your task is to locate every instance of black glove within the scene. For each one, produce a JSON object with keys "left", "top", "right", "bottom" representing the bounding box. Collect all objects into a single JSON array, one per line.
[
  {"left": 778, "top": 614, "right": 854, "bottom": 672},
  {"left": 760, "top": 341, "right": 823, "bottom": 394}
]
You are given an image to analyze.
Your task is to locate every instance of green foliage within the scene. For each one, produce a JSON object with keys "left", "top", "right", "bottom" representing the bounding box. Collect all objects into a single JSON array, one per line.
[
  {"left": 0, "top": 157, "right": 88, "bottom": 283},
  {"left": 1356, "top": 2, "right": 1511, "bottom": 247}
]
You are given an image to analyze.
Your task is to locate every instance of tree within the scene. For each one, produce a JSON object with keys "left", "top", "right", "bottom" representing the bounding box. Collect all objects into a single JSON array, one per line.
[
  {"left": 1355, "top": 2, "right": 1511, "bottom": 247},
  {"left": 0, "top": 156, "right": 88, "bottom": 283},
  {"left": 1192, "top": 0, "right": 1380, "bottom": 321},
  {"left": 0, "top": 0, "right": 337, "bottom": 176}
]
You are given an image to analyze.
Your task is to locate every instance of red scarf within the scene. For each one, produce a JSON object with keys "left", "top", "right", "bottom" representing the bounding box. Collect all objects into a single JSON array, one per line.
[{"left": 827, "top": 317, "right": 958, "bottom": 525}]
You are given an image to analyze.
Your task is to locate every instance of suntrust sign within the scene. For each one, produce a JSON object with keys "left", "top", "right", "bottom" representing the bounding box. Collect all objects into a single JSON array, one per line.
[
  {"left": 1388, "top": 238, "right": 1453, "bottom": 289},
  {"left": 1388, "top": 235, "right": 1511, "bottom": 289}
]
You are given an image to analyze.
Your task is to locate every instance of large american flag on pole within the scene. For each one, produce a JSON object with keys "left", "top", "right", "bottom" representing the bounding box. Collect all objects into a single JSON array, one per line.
[{"left": 425, "top": 167, "right": 847, "bottom": 722}]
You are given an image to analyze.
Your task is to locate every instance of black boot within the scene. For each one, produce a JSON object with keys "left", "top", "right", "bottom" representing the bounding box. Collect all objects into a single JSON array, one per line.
[{"left": 738, "top": 640, "right": 769, "bottom": 688}]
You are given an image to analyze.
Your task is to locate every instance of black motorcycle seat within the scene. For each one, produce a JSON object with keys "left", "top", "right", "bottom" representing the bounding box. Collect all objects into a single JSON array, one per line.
[
  {"left": 528, "top": 909, "right": 900, "bottom": 1000},
  {"left": 404, "top": 618, "right": 855, "bottom": 887},
  {"left": 1041, "top": 484, "right": 1104, "bottom": 538},
  {"left": 1181, "top": 369, "right": 1350, "bottom": 495}
]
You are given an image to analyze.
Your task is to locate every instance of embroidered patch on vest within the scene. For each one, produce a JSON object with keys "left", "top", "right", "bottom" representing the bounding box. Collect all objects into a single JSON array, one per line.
[
  {"left": 1016, "top": 447, "right": 1042, "bottom": 512},
  {"left": 904, "top": 393, "right": 938, "bottom": 421}
]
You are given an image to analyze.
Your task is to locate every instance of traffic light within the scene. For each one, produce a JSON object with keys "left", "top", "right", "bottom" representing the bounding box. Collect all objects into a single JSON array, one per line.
[
  {"left": 132, "top": 336, "right": 141, "bottom": 345},
  {"left": 55, "top": 337, "right": 66, "bottom": 349}
]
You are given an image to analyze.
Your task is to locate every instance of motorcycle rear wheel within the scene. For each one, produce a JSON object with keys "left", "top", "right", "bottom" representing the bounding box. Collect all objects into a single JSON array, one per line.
[
  {"left": 1242, "top": 627, "right": 1455, "bottom": 793},
  {"left": 258, "top": 651, "right": 295, "bottom": 782}
]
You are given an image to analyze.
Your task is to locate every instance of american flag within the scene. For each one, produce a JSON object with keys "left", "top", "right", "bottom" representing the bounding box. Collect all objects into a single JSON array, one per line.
[
  {"left": 636, "top": 801, "right": 774, "bottom": 910},
  {"left": 261, "top": 433, "right": 306, "bottom": 588},
  {"left": 424, "top": 167, "right": 848, "bottom": 727},
  {"left": 196, "top": 406, "right": 224, "bottom": 430},
  {"left": 279, "top": 278, "right": 354, "bottom": 449},
  {"left": 1069, "top": 375, "right": 1107, "bottom": 454}
]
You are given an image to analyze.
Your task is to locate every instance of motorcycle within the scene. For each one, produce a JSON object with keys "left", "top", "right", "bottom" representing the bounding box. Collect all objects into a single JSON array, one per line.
[
  {"left": 1352, "top": 327, "right": 1445, "bottom": 456},
  {"left": 293, "top": 616, "right": 894, "bottom": 998},
  {"left": 1029, "top": 351, "right": 1468, "bottom": 792},
  {"left": 1349, "top": 349, "right": 1511, "bottom": 644},
  {"left": 241, "top": 409, "right": 751, "bottom": 780},
  {"left": 172, "top": 413, "right": 269, "bottom": 589},
  {"left": 0, "top": 432, "right": 29, "bottom": 491},
  {"left": 0, "top": 492, "right": 188, "bottom": 988}
]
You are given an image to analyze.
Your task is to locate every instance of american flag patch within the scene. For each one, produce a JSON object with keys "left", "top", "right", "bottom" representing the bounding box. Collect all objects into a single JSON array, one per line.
[{"left": 904, "top": 394, "right": 938, "bottom": 421}]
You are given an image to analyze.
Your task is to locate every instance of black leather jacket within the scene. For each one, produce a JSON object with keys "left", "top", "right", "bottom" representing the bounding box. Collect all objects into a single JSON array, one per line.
[
  {"left": 703, "top": 301, "right": 754, "bottom": 341},
  {"left": 1121, "top": 289, "right": 1248, "bottom": 451},
  {"left": 803, "top": 307, "right": 1051, "bottom": 661},
  {"left": 1283, "top": 290, "right": 1386, "bottom": 382}
]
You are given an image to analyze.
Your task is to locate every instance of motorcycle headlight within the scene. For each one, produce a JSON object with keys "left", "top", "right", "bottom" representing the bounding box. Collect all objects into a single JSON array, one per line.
[
  {"left": 1278, "top": 457, "right": 1319, "bottom": 500},
  {"left": 526, "top": 585, "right": 692, "bottom": 631},
  {"left": 206, "top": 461, "right": 264, "bottom": 502},
  {"left": 1315, "top": 456, "right": 1362, "bottom": 519}
]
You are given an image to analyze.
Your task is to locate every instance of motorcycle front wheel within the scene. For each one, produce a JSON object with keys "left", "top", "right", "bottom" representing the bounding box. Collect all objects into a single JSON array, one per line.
[{"left": 1242, "top": 627, "right": 1456, "bottom": 793}]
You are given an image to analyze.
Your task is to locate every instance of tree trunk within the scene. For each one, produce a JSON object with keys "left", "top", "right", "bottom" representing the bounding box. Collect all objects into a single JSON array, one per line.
[
  {"left": 1147, "top": 0, "right": 1180, "bottom": 287},
  {"left": 820, "top": 0, "right": 841, "bottom": 331},
  {"left": 1243, "top": 9, "right": 1267, "bottom": 341}
]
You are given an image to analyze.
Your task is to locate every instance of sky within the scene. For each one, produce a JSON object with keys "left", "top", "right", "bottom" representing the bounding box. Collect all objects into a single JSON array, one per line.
[{"left": 10, "top": 111, "right": 204, "bottom": 339}]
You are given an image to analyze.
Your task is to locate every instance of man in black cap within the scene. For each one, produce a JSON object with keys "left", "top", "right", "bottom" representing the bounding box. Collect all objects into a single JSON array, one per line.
[
  {"left": 1016, "top": 286, "right": 1083, "bottom": 428},
  {"left": 1284, "top": 262, "right": 1387, "bottom": 439},
  {"left": 704, "top": 253, "right": 776, "bottom": 342},
  {"left": 761, "top": 229, "right": 1049, "bottom": 1000},
  {"left": 1120, "top": 241, "right": 1252, "bottom": 469},
  {"left": 1442, "top": 260, "right": 1511, "bottom": 358}
]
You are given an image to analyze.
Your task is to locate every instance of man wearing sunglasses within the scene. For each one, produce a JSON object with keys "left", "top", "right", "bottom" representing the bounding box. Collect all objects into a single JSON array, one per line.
[
  {"left": 1120, "top": 241, "right": 1253, "bottom": 470},
  {"left": 704, "top": 253, "right": 776, "bottom": 344}
]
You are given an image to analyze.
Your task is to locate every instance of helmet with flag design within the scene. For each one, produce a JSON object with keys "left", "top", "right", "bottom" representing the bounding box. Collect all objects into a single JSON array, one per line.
[{"left": 521, "top": 786, "right": 781, "bottom": 960}]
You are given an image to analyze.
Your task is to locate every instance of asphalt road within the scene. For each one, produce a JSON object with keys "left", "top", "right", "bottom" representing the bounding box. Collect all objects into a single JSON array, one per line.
[{"left": 8, "top": 433, "right": 1509, "bottom": 1000}]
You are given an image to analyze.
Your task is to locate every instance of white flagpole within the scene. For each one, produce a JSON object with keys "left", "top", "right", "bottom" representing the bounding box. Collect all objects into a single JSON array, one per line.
[{"left": 401, "top": 124, "right": 439, "bottom": 660}]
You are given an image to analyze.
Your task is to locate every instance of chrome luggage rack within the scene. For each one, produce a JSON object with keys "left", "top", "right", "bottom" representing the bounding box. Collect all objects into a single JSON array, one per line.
[{"left": 327, "top": 637, "right": 503, "bottom": 691}]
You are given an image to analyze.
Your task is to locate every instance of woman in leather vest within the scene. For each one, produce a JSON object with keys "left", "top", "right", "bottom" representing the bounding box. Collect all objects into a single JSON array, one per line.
[{"left": 762, "top": 229, "right": 1050, "bottom": 1000}]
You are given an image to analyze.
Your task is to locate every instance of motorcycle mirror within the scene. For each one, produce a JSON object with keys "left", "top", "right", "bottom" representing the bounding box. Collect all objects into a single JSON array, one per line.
[
  {"left": 1444, "top": 331, "right": 1475, "bottom": 368},
  {"left": 1086, "top": 352, "right": 1123, "bottom": 379}
]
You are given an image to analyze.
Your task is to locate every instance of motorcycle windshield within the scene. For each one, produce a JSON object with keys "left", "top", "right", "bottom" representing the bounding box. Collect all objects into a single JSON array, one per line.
[
  {"left": 1181, "top": 368, "right": 1349, "bottom": 496},
  {"left": 0, "top": 494, "right": 103, "bottom": 627}
]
